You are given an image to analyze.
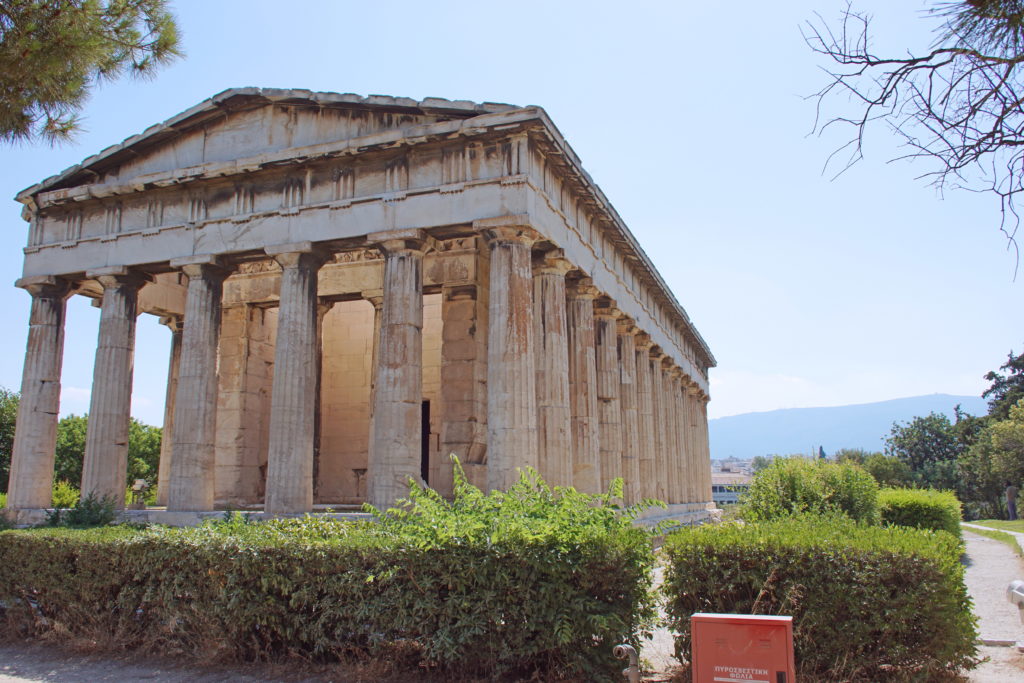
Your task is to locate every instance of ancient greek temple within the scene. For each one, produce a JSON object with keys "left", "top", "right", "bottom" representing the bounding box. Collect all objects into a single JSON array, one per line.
[{"left": 4, "top": 89, "right": 715, "bottom": 522}]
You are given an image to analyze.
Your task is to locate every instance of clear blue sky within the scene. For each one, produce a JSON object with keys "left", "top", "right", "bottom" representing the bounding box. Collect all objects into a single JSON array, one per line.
[{"left": 0, "top": 1, "right": 1020, "bottom": 425}]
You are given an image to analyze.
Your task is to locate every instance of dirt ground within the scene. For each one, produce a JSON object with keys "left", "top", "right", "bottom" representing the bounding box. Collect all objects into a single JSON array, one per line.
[{"left": 2, "top": 529, "right": 1024, "bottom": 682}]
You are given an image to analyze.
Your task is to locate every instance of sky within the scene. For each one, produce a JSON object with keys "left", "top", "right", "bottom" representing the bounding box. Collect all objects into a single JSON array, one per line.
[{"left": 1, "top": 0, "right": 1021, "bottom": 425}]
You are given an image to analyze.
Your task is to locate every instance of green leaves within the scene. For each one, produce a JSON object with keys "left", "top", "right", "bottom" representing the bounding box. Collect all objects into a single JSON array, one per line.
[
  {"left": 740, "top": 457, "right": 881, "bottom": 524},
  {"left": 663, "top": 514, "right": 979, "bottom": 680},
  {"left": 0, "top": 461, "right": 657, "bottom": 680},
  {"left": 879, "top": 487, "right": 963, "bottom": 538}
]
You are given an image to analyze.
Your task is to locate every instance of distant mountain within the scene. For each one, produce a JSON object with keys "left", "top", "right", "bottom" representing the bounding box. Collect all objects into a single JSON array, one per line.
[{"left": 709, "top": 394, "right": 989, "bottom": 460}]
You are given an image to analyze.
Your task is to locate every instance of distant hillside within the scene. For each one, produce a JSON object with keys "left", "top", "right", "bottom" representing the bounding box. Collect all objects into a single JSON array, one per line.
[{"left": 709, "top": 394, "right": 989, "bottom": 460}]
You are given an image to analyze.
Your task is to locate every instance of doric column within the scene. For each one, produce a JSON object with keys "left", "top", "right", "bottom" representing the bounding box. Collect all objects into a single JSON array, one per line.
[
  {"left": 533, "top": 250, "right": 572, "bottom": 488},
  {"left": 698, "top": 391, "right": 712, "bottom": 505},
  {"left": 649, "top": 350, "right": 668, "bottom": 501},
  {"left": 482, "top": 222, "right": 540, "bottom": 491},
  {"left": 312, "top": 300, "right": 334, "bottom": 503},
  {"left": 617, "top": 319, "right": 641, "bottom": 504},
  {"left": 168, "top": 257, "right": 229, "bottom": 511},
  {"left": 6, "top": 277, "right": 72, "bottom": 509},
  {"left": 566, "top": 276, "right": 601, "bottom": 494},
  {"left": 594, "top": 300, "right": 622, "bottom": 491},
  {"left": 671, "top": 370, "right": 689, "bottom": 504},
  {"left": 81, "top": 268, "right": 148, "bottom": 508},
  {"left": 368, "top": 230, "right": 428, "bottom": 507},
  {"left": 660, "top": 358, "right": 680, "bottom": 504},
  {"left": 264, "top": 243, "right": 329, "bottom": 514},
  {"left": 155, "top": 315, "right": 183, "bottom": 507},
  {"left": 439, "top": 282, "right": 489, "bottom": 494},
  {"left": 634, "top": 333, "right": 656, "bottom": 502}
]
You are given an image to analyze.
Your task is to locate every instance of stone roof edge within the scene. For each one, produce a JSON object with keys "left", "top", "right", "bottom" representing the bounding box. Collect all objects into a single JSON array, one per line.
[
  {"left": 15, "top": 87, "right": 715, "bottom": 373},
  {"left": 16, "top": 87, "right": 521, "bottom": 201},
  {"left": 527, "top": 107, "right": 717, "bottom": 371}
]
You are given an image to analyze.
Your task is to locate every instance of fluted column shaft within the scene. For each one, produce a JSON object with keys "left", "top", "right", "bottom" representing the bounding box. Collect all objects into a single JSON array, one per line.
[
  {"left": 649, "top": 352, "right": 668, "bottom": 501},
  {"left": 661, "top": 360, "right": 680, "bottom": 504},
  {"left": 156, "top": 316, "right": 183, "bottom": 506},
  {"left": 566, "top": 278, "right": 601, "bottom": 493},
  {"left": 484, "top": 225, "right": 539, "bottom": 491},
  {"left": 699, "top": 394, "right": 712, "bottom": 504},
  {"left": 6, "top": 278, "right": 71, "bottom": 509},
  {"left": 595, "top": 304, "right": 622, "bottom": 491},
  {"left": 617, "top": 321, "right": 640, "bottom": 504},
  {"left": 439, "top": 282, "right": 489, "bottom": 493},
  {"left": 533, "top": 252, "right": 572, "bottom": 488},
  {"left": 81, "top": 270, "right": 146, "bottom": 508},
  {"left": 264, "top": 244, "right": 328, "bottom": 514},
  {"left": 671, "top": 371, "right": 688, "bottom": 504},
  {"left": 368, "top": 232, "right": 427, "bottom": 507},
  {"left": 634, "top": 335, "right": 656, "bottom": 501},
  {"left": 168, "top": 260, "right": 228, "bottom": 511}
]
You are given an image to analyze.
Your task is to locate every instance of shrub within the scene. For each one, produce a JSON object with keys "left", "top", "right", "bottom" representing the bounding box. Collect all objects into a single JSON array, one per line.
[
  {"left": 0, "top": 466, "right": 655, "bottom": 680},
  {"left": 51, "top": 480, "right": 80, "bottom": 508},
  {"left": 44, "top": 493, "right": 117, "bottom": 528},
  {"left": 740, "top": 457, "right": 880, "bottom": 523},
  {"left": 663, "top": 514, "right": 978, "bottom": 681},
  {"left": 879, "top": 487, "right": 962, "bottom": 538}
]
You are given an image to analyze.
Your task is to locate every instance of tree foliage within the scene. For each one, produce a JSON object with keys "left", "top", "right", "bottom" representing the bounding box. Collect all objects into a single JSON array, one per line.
[
  {"left": 886, "top": 412, "right": 964, "bottom": 482},
  {"left": 0, "top": 0, "right": 182, "bottom": 144},
  {"left": 0, "top": 388, "right": 17, "bottom": 493},
  {"left": 806, "top": 1, "right": 1024, "bottom": 247},
  {"left": 982, "top": 348, "right": 1024, "bottom": 418},
  {"left": 0, "top": 389, "right": 162, "bottom": 494}
]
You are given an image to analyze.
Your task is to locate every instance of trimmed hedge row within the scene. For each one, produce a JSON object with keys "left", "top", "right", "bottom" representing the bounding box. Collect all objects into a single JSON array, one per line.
[
  {"left": 0, "top": 472, "right": 655, "bottom": 681},
  {"left": 879, "top": 487, "right": 962, "bottom": 538},
  {"left": 663, "top": 514, "right": 978, "bottom": 681}
]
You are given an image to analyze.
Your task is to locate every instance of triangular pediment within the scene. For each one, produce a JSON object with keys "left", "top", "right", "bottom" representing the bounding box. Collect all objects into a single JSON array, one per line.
[{"left": 19, "top": 88, "right": 520, "bottom": 199}]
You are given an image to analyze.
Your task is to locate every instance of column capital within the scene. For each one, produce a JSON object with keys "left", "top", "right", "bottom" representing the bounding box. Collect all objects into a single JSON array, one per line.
[
  {"left": 593, "top": 298, "right": 621, "bottom": 321},
  {"left": 661, "top": 356, "right": 676, "bottom": 370},
  {"left": 265, "top": 242, "right": 331, "bottom": 269},
  {"left": 317, "top": 299, "right": 335, "bottom": 320},
  {"left": 634, "top": 332, "right": 654, "bottom": 350},
  {"left": 86, "top": 266, "right": 151, "bottom": 290},
  {"left": 616, "top": 316, "right": 639, "bottom": 336},
  {"left": 479, "top": 221, "right": 542, "bottom": 247},
  {"left": 532, "top": 247, "right": 572, "bottom": 274},
  {"left": 159, "top": 314, "right": 184, "bottom": 333},
  {"left": 566, "top": 276, "right": 600, "bottom": 300},
  {"left": 441, "top": 283, "right": 478, "bottom": 302},
  {"left": 16, "top": 275, "right": 73, "bottom": 299},
  {"left": 368, "top": 229, "right": 430, "bottom": 255},
  {"left": 171, "top": 255, "right": 232, "bottom": 281},
  {"left": 361, "top": 288, "right": 385, "bottom": 309},
  {"left": 650, "top": 347, "right": 667, "bottom": 362}
]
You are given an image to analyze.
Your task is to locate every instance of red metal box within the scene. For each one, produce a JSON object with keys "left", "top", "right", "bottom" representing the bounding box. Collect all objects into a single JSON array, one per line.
[{"left": 690, "top": 613, "right": 795, "bottom": 683}]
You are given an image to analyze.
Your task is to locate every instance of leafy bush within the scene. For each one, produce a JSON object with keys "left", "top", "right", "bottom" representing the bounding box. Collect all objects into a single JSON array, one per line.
[
  {"left": 740, "top": 457, "right": 880, "bottom": 523},
  {"left": 879, "top": 487, "right": 962, "bottom": 538},
  {"left": 0, "top": 492, "right": 6, "bottom": 508},
  {"left": 51, "top": 480, "right": 80, "bottom": 508},
  {"left": 44, "top": 493, "right": 117, "bottom": 528},
  {"left": 663, "top": 514, "right": 978, "bottom": 681},
  {"left": 0, "top": 466, "right": 655, "bottom": 680}
]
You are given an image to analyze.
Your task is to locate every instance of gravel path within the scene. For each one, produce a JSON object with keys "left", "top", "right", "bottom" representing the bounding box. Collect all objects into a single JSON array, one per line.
[{"left": 2, "top": 529, "right": 1024, "bottom": 681}]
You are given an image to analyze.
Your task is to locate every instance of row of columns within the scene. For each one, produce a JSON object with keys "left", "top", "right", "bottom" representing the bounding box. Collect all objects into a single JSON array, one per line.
[{"left": 6, "top": 224, "right": 710, "bottom": 513}]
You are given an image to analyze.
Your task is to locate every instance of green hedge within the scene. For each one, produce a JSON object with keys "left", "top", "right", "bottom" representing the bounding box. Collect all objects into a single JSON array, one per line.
[
  {"left": 0, "top": 470, "right": 654, "bottom": 681},
  {"left": 663, "top": 514, "right": 978, "bottom": 681},
  {"left": 741, "top": 457, "right": 880, "bottom": 523},
  {"left": 879, "top": 487, "right": 962, "bottom": 538}
]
